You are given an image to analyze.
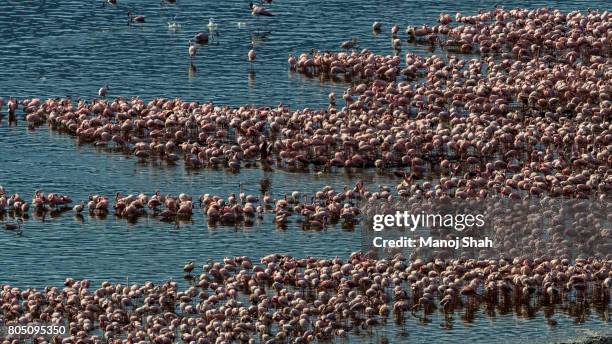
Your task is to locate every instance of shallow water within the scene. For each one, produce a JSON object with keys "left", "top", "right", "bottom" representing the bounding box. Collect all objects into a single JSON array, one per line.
[{"left": 0, "top": 0, "right": 610, "bottom": 343}]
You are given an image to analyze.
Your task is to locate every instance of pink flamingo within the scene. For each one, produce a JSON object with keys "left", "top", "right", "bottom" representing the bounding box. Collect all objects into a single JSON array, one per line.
[
  {"left": 188, "top": 40, "right": 197, "bottom": 60},
  {"left": 128, "top": 11, "right": 145, "bottom": 24},
  {"left": 248, "top": 45, "right": 256, "bottom": 70},
  {"left": 249, "top": 3, "right": 274, "bottom": 16}
]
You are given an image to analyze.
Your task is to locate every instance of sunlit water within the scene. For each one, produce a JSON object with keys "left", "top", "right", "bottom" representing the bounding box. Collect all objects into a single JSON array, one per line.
[{"left": 0, "top": 0, "right": 610, "bottom": 342}]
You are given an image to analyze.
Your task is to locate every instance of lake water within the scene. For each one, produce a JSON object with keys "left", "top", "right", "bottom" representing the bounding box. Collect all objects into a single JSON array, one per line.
[{"left": 0, "top": 0, "right": 610, "bottom": 343}]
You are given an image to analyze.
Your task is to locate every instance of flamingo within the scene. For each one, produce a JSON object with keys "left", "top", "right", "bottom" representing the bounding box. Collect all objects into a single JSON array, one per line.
[
  {"left": 391, "top": 24, "right": 399, "bottom": 36},
  {"left": 248, "top": 45, "right": 256, "bottom": 70},
  {"left": 188, "top": 40, "right": 197, "bottom": 60},
  {"left": 128, "top": 11, "right": 145, "bottom": 24},
  {"left": 249, "top": 3, "right": 274, "bottom": 16},
  {"left": 73, "top": 201, "right": 85, "bottom": 214},
  {"left": 98, "top": 84, "right": 108, "bottom": 98},
  {"left": 249, "top": 2, "right": 273, "bottom": 34},
  {"left": 183, "top": 261, "right": 194, "bottom": 275},
  {"left": 194, "top": 32, "right": 208, "bottom": 44},
  {"left": 4, "top": 219, "right": 23, "bottom": 235},
  {"left": 340, "top": 38, "right": 358, "bottom": 51},
  {"left": 239, "top": 182, "right": 246, "bottom": 204}
]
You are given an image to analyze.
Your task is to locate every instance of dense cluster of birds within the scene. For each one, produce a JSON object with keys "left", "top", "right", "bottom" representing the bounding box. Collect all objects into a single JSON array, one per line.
[
  {"left": 362, "top": 196, "right": 611, "bottom": 261},
  {"left": 1, "top": 6, "right": 610, "bottom": 342},
  {"left": 288, "top": 9, "right": 611, "bottom": 200},
  {"left": 0, "top": 253, "right": 610, "bottom": 344},
  {"left": 3, "top": 186, "right": 610, "bottom": 265},
  {"left": 0, "top": 182, "right": 367, "bottom": 230},
  {"left": 2, "top": 8, "right": 610, "bottom": 204},
  {"left": 288, "top": 50, "right": 401, "bottom": 81},
  {"left": 31, "top": 191, "right": 74, "bottom": 212}
]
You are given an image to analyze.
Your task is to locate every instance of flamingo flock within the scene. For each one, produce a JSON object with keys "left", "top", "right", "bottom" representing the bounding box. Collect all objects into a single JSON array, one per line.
[
  {"left": 0, "top": 7, "right": 608, "bottom": 228},
  {"left": 2, "top": 9, "right": 608, "bottom": 204},
  {"left": 0, "top": 183, "right": 367, "bottom": 229},
  {"left": 288, "top": 49, "right": 401, "bottom": 81},
  {"left": 0, "top": 6, "right": 610, "bottom": 343},
  {"left": 0, "top": 253, "right": 609, "bottom": 344},
  {"left": 1, "top": 182, "right": 609, "bottom": 265}
]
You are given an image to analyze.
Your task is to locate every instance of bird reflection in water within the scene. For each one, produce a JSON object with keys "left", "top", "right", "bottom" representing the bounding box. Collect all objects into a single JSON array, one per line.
[
  {"left": 251, "top": 30, "right": 271, "bottom": 44},
  {"left": 248, "top": 69, "right": 256, "bottom": 88},
  {"left": 188, "top": 63, "right": 197, "bottom": 78},
  {"left": 74, "top": 213, "right": 85, "bottom": 223}
]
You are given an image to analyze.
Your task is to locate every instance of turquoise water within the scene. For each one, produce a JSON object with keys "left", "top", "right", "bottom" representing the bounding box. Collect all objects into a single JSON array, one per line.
[{"left": 0, "top": 0, "right": 610, "bottom": 342}]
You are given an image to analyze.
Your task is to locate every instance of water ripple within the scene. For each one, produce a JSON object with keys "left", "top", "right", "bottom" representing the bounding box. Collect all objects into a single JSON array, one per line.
[{"left": 0, "top": 0, "right": 609, "bottom": 342}]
